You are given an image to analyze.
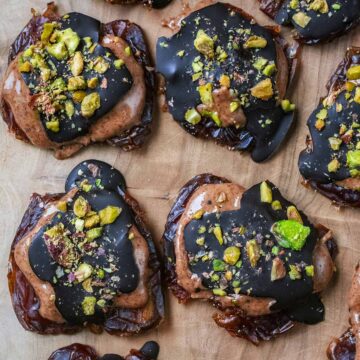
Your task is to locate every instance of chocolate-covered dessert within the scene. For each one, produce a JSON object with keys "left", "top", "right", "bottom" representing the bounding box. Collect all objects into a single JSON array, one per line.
[
  {"left": 156, "top": 2, "right": 298, "bottom": 163},
  {"left": 105, "top": 0, "right": 172, "bottom": 8},
  {"left": 8, "top": 160, "right": 164, "bottom": 334},
  {"left": 299, "top": 47, "right": 360, "bottom": 207},
  {"left": 327, "top": 265, "right": 360, "bottom": 360},
  {"left": 259, "top": 0, "right": 360, "bottom": 44},
  {"left": 163, "top": 174, "right": 337, "bottom": 344},
  {"left": 0, "top": 3, "right": 154, "bottom": 159},
  {"left": 48, "top": 341, "right": 160, "bottom": 360}
]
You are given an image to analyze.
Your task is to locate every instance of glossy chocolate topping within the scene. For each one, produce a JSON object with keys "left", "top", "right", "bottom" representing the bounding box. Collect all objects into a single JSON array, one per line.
[
  {"left": 298, "top": 47, "right": 360, "bottom": 207},
  {"left": 260, "top": 0, "right": 360, "bottom": 44},
  {"left": 48, "top": 341, "right": 160, "bottom": 360},
  {"left": 156, "top": 2, "right": 296, "bottom": 162}
]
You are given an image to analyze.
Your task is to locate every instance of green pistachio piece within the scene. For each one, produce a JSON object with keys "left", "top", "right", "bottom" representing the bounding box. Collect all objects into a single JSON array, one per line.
[
  {"left": 99, "top": 206, "right": 122, "bottom": 226},
  {"left": 213, "top": 259, "right": 226, "bottom": 271},
  {"left": 271, "top": 220, "right": 310, "bottom": 251},
  {"left": 72, "top": 90, "right": 87, "bottom": 103},
  {"left": 292, "top": 12, "right": 311, "bottom": 28},
  {"left": 125, "top": 46, "right": 132, "bottom": 56},
  {"left": 192, "top": 209, "right": 204, "bottom": 219},
  {"left": 82, "top": 296, "right": 96, "bottom": 316},
  {"left": 87, "top": 77, "right": 99, "bottom": 89},
  {"left": 75, "top": 218, "right": 85, "bottom": 232},
  {"left": 223, "top": 246, "right": 241, "bottom": 265},
  {"left": 81, "top": 92, "right": 101, "bottom": 118},
  {"left": 45, "top": 223, "right": 65, "bottom": 238},
  {"left": 213, "top": 225, "right": 223, "bottom": 245},
  {"left": 65, "top": 100, "right": 75, "bottom": 119},
  {"left": 68, "top": 76, "right": 86, "bottom": 91},
  {"left": 46, "top": 118, "right": 60, "bottom": 133},
  {"left": 59, "top": 28, "right": 80, "bottom": 55},
  {"left": 281, "top": 99, "right": 296, "bottom": 112},
  {"left": 57, "top": 201, "right": 67, "bottom": 212},
  {"left": 114, "top": 59, "right": 125, "bottom": 69},
  {"left": 271, "top": 200, "right": 282, "bottom": 211},
  {"left": 185, "top": 108, "right": 201, "bottom": 125},
  {"left": 244, "top": 35, "right": 267, "bottom": 49},
  {"left": 253, "top": 57, "right": 268, "bottom": 71},
  {"left": 70, "top": 51, "right": 84, "bottom": 76},
  {"left": 305, "top": 265, "right": 314, "bottom": 277},
  {"left": 246, "top": 240, "right": 260, "bottom": 268},
  {"left": 347, "top": 150, "right": 360, "bottom": 168},
  {"left": 309, "top": 0, "right": 329, "bottom": 13},
  {"left": 260, "top": 181, "right": 272, "bottom": 203},
  {"left": 286, "top": 205, "right": 303, "bottom": 224},
  {"left": 73, "top": 196, "right": 89, "bottom": 218},
  {"left": 250, "top": 78, "right": 274, "bottom": 100},
  {"left": 198, "top": 83, "right": 213, "bottom": 105},
  {"left": 354, "top": 87, "right": 360, "bottom": 104},
  {"left": 47, "top": 41, "right": 68, "bottom": 60},
  {"left": 84, "top": 214, "right": 100, "bottom": 229},
  {"left": 230, "top": 101, "right": 240, "bottom": 113},
  {"left": 97, "top": 299, "right": 106, "bottom": 307},
  {"left": 94, "top": 56, "right": 110, "bottom": 74},
  {"left": 41, "top": 22, "right": 55, "bottom": 43},
  {"left": 289, "top": 264, "right": 301, "bottom": 280},
  {"left": 18, "top": 61, "right": 32, "bottom": 73},
  {"left": 196, "top": 237, "right": 205, "bottom": 246},
  {"left": 75, "top": 263, "right": 93, "bottom": 282},
  {"left": 328, "top": 158, "right": 340, "bottom": 173},
  {"left": 347, "top": 65, "right": 360, "bottom": 80},
  {"left": 328, "top": 137, "right": 342, "bottom": 151},
  {"left": 86, "top": 227, "right": 103, "bottom": 241},
  {"left": 263, "top": 63, "right": 277, "bottom": 76},
  {"left": 194, "top": 30, "right": 214, "bottom": 58},
  {"left": 212, "top": 288, "right": 226, "bottom": 296}
]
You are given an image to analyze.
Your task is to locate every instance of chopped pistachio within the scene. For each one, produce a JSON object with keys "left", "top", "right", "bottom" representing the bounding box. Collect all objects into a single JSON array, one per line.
[
  {"left": 213, "top": 259, "right": 226, "bottom": 271},
  {"left": 219, "top": 74, "right": 230, "bottom": 88},
  {"left": 192, "top": 209, "right": 204, "bottom": 219},
  {"left": 212, "top": 288, "right": 226, "bottom": 296},
  {"left": 46, "top": 118, "right": 60, "bottom": 132},
  {"left": 94, "top": 56, "right": 110, "bottom": 74},
  {"left": 81, "top": 92, "right": 101, "bottom": 118},
  {"left": 82, "top": 296, "right": 96, "bottom": 316},
  {"left": 213, "top": 225, "right": 223, "bottom": 245},
  {"left": 198, "top": 83, "right": 213, "bottom": 105},
  {"left": 87, "top": 77, "right": 99, "bottom": 89},
  {"left": 263, "top": 63, "right": 277, "bottom": 76},
  {"left": 73, "top": 196, "right": 89, "bottom": 218},
  {"left": 47, "top": 41, "right": 68, "bottom": 60},
  {"left": 271, "top": 257, "right": 286, "bottom": 281},
  {"left": 345, "top": 81, "right": 356, "bottom": 92},
  {"left": 60, "top": 28, "right": 80, "bottom": 54},
  {"left": 223, "top": 246, "right": 241, "bottom": 265},
  {"left": 292, "top": 12, "right": 311, "bottom": 28},
  {"left": 75, "top": 263, "right": 93, "bottom": 282},
  {"left": 41, "top": 22, "right": 55, "bottom": 42},
  {"left": 347, "top": 65, "right": 360, "bottom": 80},
  {"left": 65, "top": 100, "right": 75, "bottom": 119},
  {"left": 68, "top": 76, "right": 87, "bottom": 91},
  {"left": 75, "top": 218, "right": 85, "bottom": 232},
  {"left": 328, "top": 158, "right": 340, "bottom": 173},
  {"left": 125, "top": 46, "right": 132, "bottom": 56},
  {"left": 86, "top": 227, "right": 103, "bottom": 241},
  {"left": 229, "top": 101, "right": 240, "bottom": 113},
  {"left": 84, "top": 214, "right": 100, "bottom": 229},
  {"left": 70, "top": 51, "right": 84, "bottom": 76},
  {"left": 253, "top": 57, "right": 268, "bottom": 71},
  {"left": 260, "top": 181, "right": 272, "bottom": 203},
  {"left": 309, "top": 0, "right": 329, "bottom": 13},
  {"left": 354, "top": 87, "right": 360, "bottom": 104},
  {"left": 271, "top": 220, "right": 310, "bottom": 251},
  {"left": 194, "top": 30, "right": 214, "bottom": 58},
  {"left": 287, "top": 205, "right": 303, "bottom": 224},
  {"left": 57, "top": 201, "right": 67, "bottom": 212},
  {"left": 99, "top": 205, "right": 122, "bottom": 226},
  {"left": 271, "top": 200, "right": 282, "bottom": 211},
  {"left": 196, "top": 237, "right": 205, "bottom": 246},
  {"left": 281, "top": 99, "right": 296, "bottom": 112},
  {"left": 305, "top": 265, "right": 314, "bottom": 277},
  {"left": 18, "top": 61, "right": 32, "bottom": 73},
  {"left": 72, "top": 90, "right": 87, "bottom": 103},
  {"left": 347, "top": 150, "right": 360, "bottom": 168},
  {"left": 225, "top": 270, "right": 233, "bottom": 281},
  {"left": 97, "top": 299, "right": 106, "bottom": 308},
  {"left": 246, "top": 239, "right": 260, "bottom": 268},
  {"left": 244, "top": 35, "right": 267, "bottom": 49},
  {"left": 328, "top": 137, "right": 342, "bottom": 151},
  {"left": 315, "top": 118, "right": 325, "bottom": 131},
  {"left": 114, "top": 59, "right": 125, "bottom": 69},
  {"left": 289, "top": 264, "right": 301, "bottom": 280},
  {"left": 250, "top": 78, "right": 274, "bottom": 100},
  {"left": 289, "top": 0, "right": 299, "bottom": 9},
  {"left": 185, "top": 108, "right": 201, "bottom": 125}
]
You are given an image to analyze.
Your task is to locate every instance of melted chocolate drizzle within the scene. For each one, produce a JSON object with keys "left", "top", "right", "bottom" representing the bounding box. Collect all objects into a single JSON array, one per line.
[
  {"left": 48, "top": 341, "right": 160, "bottom": 360},
  {"left": 28, "top": 160, "right": 140, "bottom": 325},
  {"left": 260, "top": 0, "right": 360, "bottom": 44},
  {"left": 184, "top": 182, "right": 320, "bottom": 319},
  {"left": 298, "top": 48, "right": 360, "bottom": 206},
  {"left": 20, "top": 13, "right": 133, "bottom": 143},
  {"left": 156, "top": 3, "right": 295, "bottom": 162}
]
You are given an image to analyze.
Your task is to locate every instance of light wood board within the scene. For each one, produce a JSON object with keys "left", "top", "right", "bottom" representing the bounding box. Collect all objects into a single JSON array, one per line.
[{"left": 0, "top": 0, "right": 359, "bottom": 359}]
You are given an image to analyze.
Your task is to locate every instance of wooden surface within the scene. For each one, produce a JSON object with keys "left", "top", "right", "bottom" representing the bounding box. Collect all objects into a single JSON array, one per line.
[{"left": 0, "top": 0, "right": 359, "bottom": 359}]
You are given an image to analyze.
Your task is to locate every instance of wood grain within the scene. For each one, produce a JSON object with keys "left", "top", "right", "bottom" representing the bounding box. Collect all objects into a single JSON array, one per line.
[{"left": 0, "top": 1, "right": 359, "bottom": 359}]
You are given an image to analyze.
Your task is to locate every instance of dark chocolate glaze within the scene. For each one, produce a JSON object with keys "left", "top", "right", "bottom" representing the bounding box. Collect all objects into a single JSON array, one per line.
[
  {"left": 7, "top": 160, "right": 164, "bottom": 334},
  {"left": 1, "top": 3, "right": 154, "bottom": 153},
  {"left": 20, "top": 12, "right": 133, "bottom": 143},
  {"left": 28, "top": 160, "right": 141, "bottom": 324},
  {"left": 260, "top": 0, "right": 360, "bottom": 44},
  {"left": 48, "top": 341, "right": 160, "bottom": 360},
  {"left": 162, "top": 173, "right": 336, "bottom": 343},
  {"left": 184, "top": 182, "right": 317, "bottom": 311},
  {"left": 327, "top": 328, "right": 356, "bottom": 360},
  {"left": 298, "top": 47, "right": 360, "bottom": 207},
  {"left": 156, "top": 2, "right": 296, "bottom": 163}
]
